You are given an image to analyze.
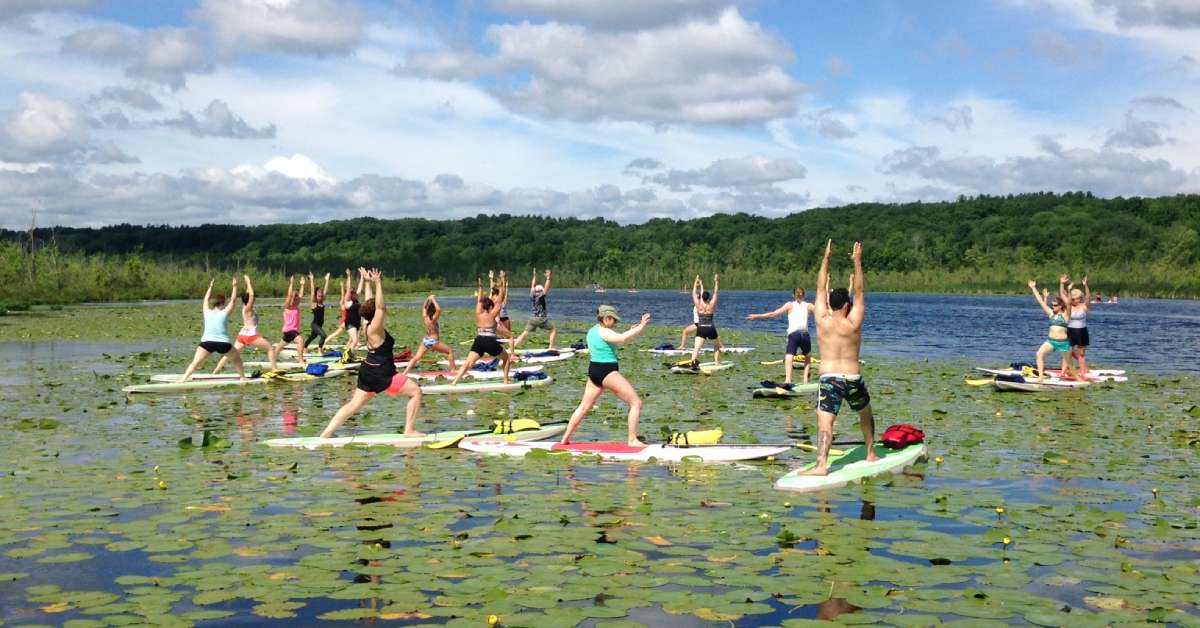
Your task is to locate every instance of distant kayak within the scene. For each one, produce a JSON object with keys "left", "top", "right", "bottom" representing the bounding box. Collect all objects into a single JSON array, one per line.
[
  {"left": 460, "top": 439, "right": 790, "bottom": 462},
  {"left": 776, "top": 442, "right": 927, "bottom": 493},
  {"left": 264, "top": 421, "right": 568, "bottom": 449}
]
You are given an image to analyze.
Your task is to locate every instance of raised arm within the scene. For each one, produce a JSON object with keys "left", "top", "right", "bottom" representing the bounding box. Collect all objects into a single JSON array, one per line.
[
  {"left": 530, "top": 269, "right": 538, "bottom": 293},
  {"left": 355, "top": 269, "right": 365, "bottom": 297},
  {"left": 308, "top": 272, "right": 315, "bottom": 304},
  {"left": 1029, "top": 280, "right": 1053, "bottom": 317},
  {"left": 543, "top": 269, "right": 552, "bottom": 294},
  {"left": 225, "top": 276, "right": 238, "bottom": 315},
  {"left": 243, "top": 274, "right": 256, "bottom": 309},
  {"left": 322, "top": 272, "right": 330, "bottom": 300},
  {"left": 286, "top": 275, "right": 295, "bottom": 301},
  {"left": 488, "top": 270, "right": 495, "bottom": 295},
  {"left": 847, "top": 242, "right": 865, "bottom": 327},
  {"left": 499, "top": 271, "right": 508, "bottom": 305},
  {"left": 709, "top": 274, "right": 720, "bottom": 307},
  {"left": 1082, "top": 275, "right": 1091, "bottom": 308},
  {"left": 360, "top": 268, "right": 374, "bottom": 302},
  {"left": 1058, "top": 274, "right": 1069, "bottom": 307},
  {"left": 297, "top": 275, "right": 306, "bottom": 305},
  {"left": 202, "top": 278, "right": 214, "bottom": 312},
  {"left": 691, "top": 275, "right": 703, "bottom": 308},
  {"left": 747, "top": 301, "right": 791, "bottom": 320},
  {"left": 598, "top": 313, "right": 652, "bottom": 344},
  {"left": 429, "top": 294, "right": 441, "bottom": 318},
  {"left": 367, "top": 270, "right": 385, "bottom": 335},
  {"left": 814, "top": 239, "right": 832, "bottom": 318}
]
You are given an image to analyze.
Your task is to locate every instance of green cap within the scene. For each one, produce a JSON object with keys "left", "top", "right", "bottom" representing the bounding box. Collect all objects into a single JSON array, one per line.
[{"left": 597, "top": 304, "right": 620, "bottom": 321}]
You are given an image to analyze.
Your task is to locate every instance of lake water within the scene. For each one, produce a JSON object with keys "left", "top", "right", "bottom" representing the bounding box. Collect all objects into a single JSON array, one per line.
[{"left": 435, "top": 289, "right": 1200, "bottom": 374}]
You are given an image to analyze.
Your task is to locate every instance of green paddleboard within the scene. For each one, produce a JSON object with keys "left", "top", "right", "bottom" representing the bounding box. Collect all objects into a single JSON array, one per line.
[{"left": 775, "top": 442, "right": 928, "bottom": 493}]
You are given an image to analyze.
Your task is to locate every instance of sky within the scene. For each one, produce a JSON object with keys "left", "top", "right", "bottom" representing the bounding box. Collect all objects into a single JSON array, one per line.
[{"left": 0, "top": 0, "right": 1198, "bottom": 228}]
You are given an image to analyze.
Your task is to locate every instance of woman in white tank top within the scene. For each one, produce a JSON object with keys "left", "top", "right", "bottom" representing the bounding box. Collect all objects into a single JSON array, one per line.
[{"left": 746, "top": 287, "right": 815, "bottom": 385}]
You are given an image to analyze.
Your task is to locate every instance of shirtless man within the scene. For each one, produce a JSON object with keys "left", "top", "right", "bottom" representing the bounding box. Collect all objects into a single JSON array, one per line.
[{"left": 803, "top": 240, "right": 877, "bottom": 476}]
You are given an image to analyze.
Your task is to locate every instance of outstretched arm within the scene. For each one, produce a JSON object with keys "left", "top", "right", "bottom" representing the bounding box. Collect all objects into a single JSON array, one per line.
[
  {"left": 322, "top": 272, "right": 330, "bottom": 300},
  {"left": 747, "top": 302, "right": 791, "bottom": 320},
  {"left": 488, "top": 270, "right": 495, "bottom": 295},
  {"left": 243, "top": 274, "right": 256, "bottom": 308},
  {"left": 1082, "top": 275, "right": 1091, "bottom": 308},
  {"left": 308, "top": 272, "right": 315, "bottom": 305},
  {"left": 543, "top": 269, "right": 552, "bottom": 294},
  {"left": 814, "top": 240, "right": 832, "bottom": 318},
  {"left": 1058, "top": 274, "right": 1069, "bottom": 307},
  {"left": 430, "top": 294, "right": 441, "bottom": 317},
  {"left": 710, "top": 274, "right": 720, "bottom": 307},
  {"left": 1029, "top": 280, "right": 1053, "bottom": 317},
  {"left": 691, "top": 275, "right": 703, "bottom": 308},
  {"left": 847, "top": 242, "right": 865, "bottom": 326},
  {"left": 367, "top": 270, "right": 385, "bottom": 335},
  {"left": 355, "top": 269, "right": 365, "bottom": 297},
  {"left": 286, "top": 275, "right": 295, "bottom": 301},
  {"left": 598, "top": 313, "right": 652, "bottom": 344},
  {"left": 530, "top": 269, "right": 537, "bottom": 293},
  {"left": 202, "top": 278, "right": 214, "bottom": 312},
  {"left": 499, "top": 271, "right": 508, "bottom": 305}
]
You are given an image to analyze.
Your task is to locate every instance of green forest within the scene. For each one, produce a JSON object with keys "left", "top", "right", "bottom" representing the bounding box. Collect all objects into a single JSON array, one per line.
[{"left": 3, "top": 192, "right": 1198, "bottom": 305}]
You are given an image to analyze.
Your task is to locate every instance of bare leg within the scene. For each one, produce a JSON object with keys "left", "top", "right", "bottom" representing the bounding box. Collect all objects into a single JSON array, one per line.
[
  {"left": 548, "top": 326, "right": 557, "bottom": 351},
  {"left": 1035, "top": 343, "right": 1052, "bottom": 380},
  {"left": 500, "top": 351, "right": 512, "bottom": 384},
  {"left": 213, "top": 341, "right": 245, "bottom": 374},
  {"left": 512, "top": 328, "right": 529, "bottom": 350},
  {"left": 402, "top": 344, "right": 430, "bottom": 375},
  {"left": 679, "top": 324, "right": 695, "bottom": 349},
  {"left": 605, "top": 372, "right": 644, "bottom": 446},
  {"left": 325, "top": 323, "right": 346, "bottom": 347},
  {"left": 293, "top": 335, "right": 305, "bottom": 364},
  {"left": 561, "top": 380, "right": 604, "bottom": 444},
  {"left": 434, "top": 341, "right": 456, "bottom": 371},
  {"left": 320, "top": 388, "right": 372, "bottom": 438},
  {"left": 690, "top": 336, "right": 703, "bottom": 365},
  {"left": 801, "top": 354, "right": 812, "bottom": 385},
  {"left": 1075, "top": 346, "right": 1088, "bottom": 380},
  {"left": 179, "top": 346, "right": 212, "bottom": 383},
  {"left": 857, "top": 404, "right": 878, "bottom": 461},
  {"left": 783, "top": 354, "right": 794, "bottom": 384},
  {"left": 270, "top": 340, "right": 284, "bottom": 371},
  {"left": 713, "top": 338, "right": 723, "bottom": 365},
  {"left": 346, "top": 327, "right": 360, "bottom": 356},
  {"left": 227, "top": 349, "right": 246, "bottom": 380},
  {"left": 800, "top": 410, "right": 836, "bottom": 475},
  {"left": 400, "top": 379, "right": 423, "bottom": 435},
  {"left": 449, "top": 351, "right": 481, "bottom": 385}
]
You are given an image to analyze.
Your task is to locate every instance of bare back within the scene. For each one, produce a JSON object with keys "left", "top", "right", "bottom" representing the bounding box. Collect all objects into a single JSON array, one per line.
[{"left": 815, "top": 314, "right": 862, "bottom": 375}]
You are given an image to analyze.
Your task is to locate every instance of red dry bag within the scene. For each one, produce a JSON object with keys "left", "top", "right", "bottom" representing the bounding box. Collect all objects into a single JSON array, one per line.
[{"left": 881, "top": 424, "right": 925, "bottom": 449}]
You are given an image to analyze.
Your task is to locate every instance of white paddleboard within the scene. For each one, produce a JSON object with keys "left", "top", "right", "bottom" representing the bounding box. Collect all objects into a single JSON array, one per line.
[
  {"left": 775, "top": 443, "right": 928, "bottom": 493},
  {"left": 671, "top": 361, "right": 735, "bottom": 375},
  {"left": 992, "top": 378, "right": 1090, "bottom": 392},
  {"left": 420, "top": 376, "right": 554, "bottom": 395},
  {"left": 460, "top": 439, "right": 790, "bottom": 462},
  {"left": 408, "top": 365, "right": 543, "bottom": 381},
  {"left": 975, "top": 367, "right": 1126, "bottom": 382},
  {"left": 124, "top": 368, "right": 353, "bottom": 394},
  {"left": 752, "top": 383, "right": 819, "bottom": 398},
  {"left": 264, "top": 422, "right": 568, "bottom": 449}
]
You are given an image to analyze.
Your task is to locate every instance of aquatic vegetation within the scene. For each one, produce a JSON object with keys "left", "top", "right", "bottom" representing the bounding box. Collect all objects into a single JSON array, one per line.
[{"left": 0, "top": 305, "right": 1197, "bottom": 626}]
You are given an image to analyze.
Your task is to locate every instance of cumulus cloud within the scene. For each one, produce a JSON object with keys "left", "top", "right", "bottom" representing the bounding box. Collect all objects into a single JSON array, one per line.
[
  {"left": 402, "top": 8, "right": 802, "bottom": 125},
  {"left": 0, "top": 92, "right": 89, "bottom": 162},
  {"left": 88, "top": 140, "right": 139, "bottom": 164},
  {"left": 488, "top": 0, "right": 728, "bottom": 30},
  {"left": 0, "top": 0, "right": 91, "bottom": 21},
  {"left": 1030, "top": 29, "right": 1079, "bottom": 63},
  {"left": 623, "top": 157, "right": 664, "bottom": 175},
  {"left": 927, "top": 104, "right": 973, "bottom": 132},
  {"left": 804, "top": 108, "right": 856, "bottom": 139},
  {"left": 196, "top": 0, "right": 367, "bottom": 56},
  {"left": 126, "top": 27, "right": 212, "bottom": 89},
  {"left": 89, "top": 86, "right": 163, "bottom": 111},
  {"left": 642, "top": 155, "right": 806, "bottom": 191},
  {"left": 61, "top": 25, "right": 138, "bottom": 60},
  {"left": 158, "top": 100, "right": 276, "bottom": 139},
  {"left": 880, "top": 139, "right": 1191, "bottom": 197},
  {"left": 1104, "top": 112, "right": 1169, "bottom": 148},
  {"left": 1092, "top": 0, "right": 1200, "bottom": 29}
]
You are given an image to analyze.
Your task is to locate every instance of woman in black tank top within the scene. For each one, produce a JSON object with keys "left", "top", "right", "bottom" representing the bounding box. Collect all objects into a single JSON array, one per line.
[
  {"left": 319, "top": 269, "right": 424, "bottom": 438},
  {"left": 304, "top": 272, "right": 330, "bottom": 351}
]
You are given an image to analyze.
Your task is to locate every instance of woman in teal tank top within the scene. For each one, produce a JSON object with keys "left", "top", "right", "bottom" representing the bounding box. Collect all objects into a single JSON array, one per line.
[
  {"left": 561, "top": 305, "right": 652, "bottom": 446},
  {"left": 1028, "top": 278, "right": 1077, "bottom": 381},
  {"left": 179, "top": 277, "right": 245, "bottom": 383}
]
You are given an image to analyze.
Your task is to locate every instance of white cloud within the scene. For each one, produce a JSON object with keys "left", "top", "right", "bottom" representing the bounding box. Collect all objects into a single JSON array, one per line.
[
  {"left": 1092, "top": 0, "right": 1200, "bottom": 29},
  {"left": 126, "top": 27, "right": 211, "bottom": 89},
  {"left": 1104, "top": 111, "right": 1169, "bottom": 148},
  {"left": 642, "top": 155, "right": 806, "bottom": 191},
  {"left": 61, "top": 25, "right": 137, "bottom": 60},
  {"left": 159, "top": 99, "right": 275, "bottom": 139},
  {"left": 89, "top": 86, "right": 163, "bottom": 111},
  {"left": 0, "top": 92, "right": 89, "bottom": 161},
  {"left": 197, "top": 0, "right": 367, "bottom": 56},
  {"left": 403, "top": 7, "right": 802, "bottom": 125},
  {"left": 488, "top": 0, "right": 728, "bottom": 30},
  {"left": 0, "top": 0, "right": 91, "bottom": 21}
]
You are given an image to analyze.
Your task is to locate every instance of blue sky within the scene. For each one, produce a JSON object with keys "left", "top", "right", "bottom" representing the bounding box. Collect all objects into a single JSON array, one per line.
[{"left": 0, "top": 0, "right": 1196, "bottom": 227}]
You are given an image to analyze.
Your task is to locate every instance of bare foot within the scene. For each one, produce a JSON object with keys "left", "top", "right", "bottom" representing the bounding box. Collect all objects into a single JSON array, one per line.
[
  {"left": 865, "top": 452, "right": 880, "bottom": 462},
  {"left": 798, "top": 465, "right": 829, "bottom": 476},
  {"left": 559, "top": 438, "right": 571, "bottom": 445},
  {"left": 628, "top": 439, "right": 646, "bottom": 446},
  {"left": 403, "top": 430, "right": 425, "bottom": 437}
]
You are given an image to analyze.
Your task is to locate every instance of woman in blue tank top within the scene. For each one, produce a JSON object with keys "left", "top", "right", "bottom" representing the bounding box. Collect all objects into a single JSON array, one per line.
[
  {"left": 178, "top": 277, "right": 244, "bottom": 383},
  {"left": 560, "top": 305, "right": 652, "bottom": 446}
]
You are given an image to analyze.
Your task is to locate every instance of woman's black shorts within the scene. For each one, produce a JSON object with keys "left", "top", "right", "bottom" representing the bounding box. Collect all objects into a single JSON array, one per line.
[
  {"left": 1067, "top": 327, "right": 1089, "bottom": 347},
  {"left": 199, "top": 341, "right": 232, "bottom": 354},
  {"left": 470, "top": 335, "right": 505, "bottom": 357},
  {"left": 282, "top": 330, "right": 301, "bottom": 343},
  {"left": 357, "top": 365, "right": 396, "bottom": 394},
  {"left": 588, "top": 362, "right": 619, "bottom": 387},
  {"left": 696, "top": 325, "right": 719, "bottom": 340}
]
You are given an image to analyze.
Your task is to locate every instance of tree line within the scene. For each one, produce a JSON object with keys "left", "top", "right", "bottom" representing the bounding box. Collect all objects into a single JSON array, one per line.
[{"left": 3, "top": 191, "right": 1198, "bottom": 305}]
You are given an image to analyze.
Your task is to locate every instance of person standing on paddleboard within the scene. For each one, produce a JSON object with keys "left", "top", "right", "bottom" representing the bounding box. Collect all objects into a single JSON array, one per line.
[
  {"left": 450, "top": 274, "right": 514, "bottom": 385},
  {"left": 319, "top": 269, "right": 423, "bottom": 438},
  {"left": 687, "top": 274, "right": 723, "bottom": 367},
  {"left": 1028, "top": 277, "right": 1076, "bottom": 381},
  {"left": 213, "top": 274, "right": 274, "bottom": 373},
  {"left": 678, "top": 303, "right": 698, "bottom": 352},
  {"left": 304, "top": 272, "right": 331, "bottom": 352},
  {"left": 802, "top": 241, "right": 876, "bottom": 476},
  {"left": 322, "top": 269, "right": 354, "bottom": 350},
  {"left": 401, "top": 294, "right": 456, "bottom": 376},
  {"left": 344, "top": 269, "right": 366, "bottom": 358},
  {"left": 513, "top": 269, "right": 557, "bottom": 351},
  {"left": 272, "top": 275, "right": 307, "bottom": 367},
  {"left": 491, "top": 270, "right": 514, "bottom": 342},
  {"left": 561, "top": 305, "right": 652, "bottom": 446},
  {"left": 179, "top": 277, "right": 244, "bottom": 383},
  {"left": 746, "top": 287, "right": 815, "bottom": 385},
  {"left": 1067, "top": 275, "right": 1091, "bottom": 381}
]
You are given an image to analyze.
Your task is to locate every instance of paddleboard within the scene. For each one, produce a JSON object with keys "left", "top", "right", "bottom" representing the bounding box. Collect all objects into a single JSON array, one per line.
[
  {"left": 460, "top": 439, "right": 790, "bottom": 462},
  {"left": 646, "top": 346, "right": 755, "bottom": 355},
  {"left": 992, "top": 378, "right": 1090, "bottom": 392},
  {"left": 265, "top": 421, "right": 568, "bottom": 449},
  {"left": 242, "top": 359, "right": 353, "bottom": 370},
  {"left": 752, "top": 383, "right": 819, "bottom": 398},
  {"left": 671, "top": 361, "right": 735, "bottom": 375},
  {"left": 124, "top": 368, "right": 353, "bottom": 394},
  {"left": 975, "top": 367, "right": 1126, "bottom": 382},
  {"left": 420, "top": 376, "right": 554, "bottom": 395},
  {"left": 408, "top": 365, "right": 544, "bottom": 381},
  {"left": 775, "top": 442, "right": 928, "bottom": 493}
]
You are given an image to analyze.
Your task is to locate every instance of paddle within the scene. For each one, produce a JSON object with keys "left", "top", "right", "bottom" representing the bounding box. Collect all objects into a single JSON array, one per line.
[
  {"left": 793, "top": 442, "right": 847, "bottom": 456},
  {"left": 964, "top": 377, "right": 993, "bottom": 386},
  {"left": 426, "top": 419, "right": 545, "bottom": 449}
]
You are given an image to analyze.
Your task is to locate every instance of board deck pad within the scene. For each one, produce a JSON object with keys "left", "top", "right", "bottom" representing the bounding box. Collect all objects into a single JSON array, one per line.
[{"left": 775, "top": 442, "right": 928, "bottom": 493}]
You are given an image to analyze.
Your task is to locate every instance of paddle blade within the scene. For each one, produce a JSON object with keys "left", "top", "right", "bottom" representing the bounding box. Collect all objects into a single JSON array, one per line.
[
  {"left": 426, "top": 434, "right": 466, "bottom": 449},
  {"left": 964, "top": 377, "right": 993, "bottom": 386},
  {"left": 493, "top": 418, "right": 542, "bottom": 434},
  {"left": 794, "top": 442, "right": 846, "bottom": 456}
]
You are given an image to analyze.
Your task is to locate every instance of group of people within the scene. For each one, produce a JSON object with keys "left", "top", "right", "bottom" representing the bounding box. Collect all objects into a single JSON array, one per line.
[{"left": 1028, "top": 274, "right": 1094, "bottom": 380}]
